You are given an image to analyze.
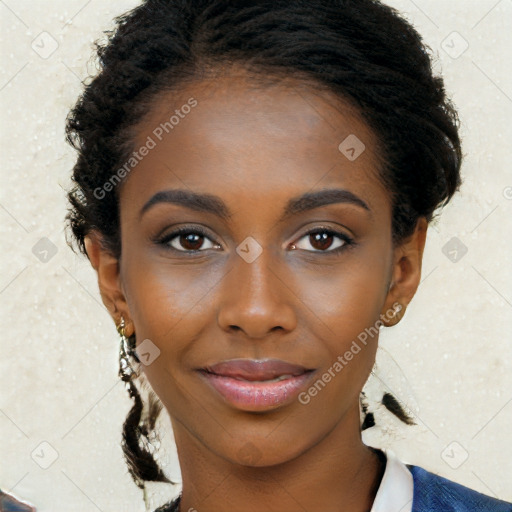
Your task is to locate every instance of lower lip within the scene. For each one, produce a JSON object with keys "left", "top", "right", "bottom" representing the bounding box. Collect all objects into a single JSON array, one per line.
[{"left": 198, "top": 370, "right": 314, "bottom": 411}]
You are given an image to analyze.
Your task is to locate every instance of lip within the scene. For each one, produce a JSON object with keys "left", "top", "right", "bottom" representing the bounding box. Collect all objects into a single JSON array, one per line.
[
  {"left": 204, "top": 358, "right": 311, "bottom": 380},
  {"left": 198, "top": 358, "right": 315, "bottom": 411}
]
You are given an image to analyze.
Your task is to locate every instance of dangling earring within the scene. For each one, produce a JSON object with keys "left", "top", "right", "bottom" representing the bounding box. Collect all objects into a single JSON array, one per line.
[{"left": 117, "top": 316, "right": 139, "bottom": 382}]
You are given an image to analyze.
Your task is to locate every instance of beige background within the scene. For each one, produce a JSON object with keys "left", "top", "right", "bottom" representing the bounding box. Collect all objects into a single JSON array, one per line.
[{"left": 1, "top": 0, "right": 511, "bottom": 510}]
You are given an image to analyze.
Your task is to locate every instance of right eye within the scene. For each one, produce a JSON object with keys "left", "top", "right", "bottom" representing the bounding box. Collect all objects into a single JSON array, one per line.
[{"left": 156, "top": 227, "right": 221, "bottom": 253}]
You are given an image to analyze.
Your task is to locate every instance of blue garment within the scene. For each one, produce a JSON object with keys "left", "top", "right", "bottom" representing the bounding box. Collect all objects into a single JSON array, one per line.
[
  {"left": 409, "top": 465, "right": 512, "bottom": 511},
  {"left": 154, "top": 465, "right": 512, "bottom": 512}
]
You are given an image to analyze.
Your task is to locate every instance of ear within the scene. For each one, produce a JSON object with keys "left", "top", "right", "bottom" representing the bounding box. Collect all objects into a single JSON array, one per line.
[
  {"left": 380, "top": 217, "right": 428, "bottom": 327},
  {"left": 84, "top": 231, "right": 135, "bottom": 336}
]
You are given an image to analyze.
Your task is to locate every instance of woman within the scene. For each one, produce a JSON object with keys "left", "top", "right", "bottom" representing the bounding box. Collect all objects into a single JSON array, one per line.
[{"left": 64, "top": 0, "right": 511, "bottom": 510}]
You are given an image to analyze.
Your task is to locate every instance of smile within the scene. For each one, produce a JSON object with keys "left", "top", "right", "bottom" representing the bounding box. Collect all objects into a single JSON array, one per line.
[{"left": 197, "top": 369, "right": 315, "bottom": 411}]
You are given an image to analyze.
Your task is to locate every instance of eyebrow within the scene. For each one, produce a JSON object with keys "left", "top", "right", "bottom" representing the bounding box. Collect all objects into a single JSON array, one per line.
[{"left": 139, "top": 188, "right": 370, "bottom": 221}]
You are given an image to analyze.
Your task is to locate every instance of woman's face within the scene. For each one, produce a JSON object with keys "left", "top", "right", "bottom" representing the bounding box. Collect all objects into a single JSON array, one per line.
[{"left": 96, "top": 73, "right": 424, "bottom": 467}]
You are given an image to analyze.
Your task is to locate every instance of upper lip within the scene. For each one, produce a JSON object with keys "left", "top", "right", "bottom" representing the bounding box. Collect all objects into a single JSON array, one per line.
[{"left": 202, "top": 358, "right": 312, "bottom": 381}]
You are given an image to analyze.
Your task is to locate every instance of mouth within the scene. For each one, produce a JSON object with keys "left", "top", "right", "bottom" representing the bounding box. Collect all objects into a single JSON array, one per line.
[
  {"left": 197, "top": 358, "right": 316, "bottom": 411},
  {"left": 201, "top": 358, "right": 314, "bottom": 381},
  {"left": 203, "top": 372, "right": 305, "bottom": 383}
]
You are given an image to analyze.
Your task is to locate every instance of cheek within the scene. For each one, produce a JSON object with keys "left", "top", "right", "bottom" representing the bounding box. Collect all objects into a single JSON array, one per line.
[
  {"left": 291, "top": 269, "right": 386, "bottom": 417},
  {"left": 296, "top": 253, "right": 390, "bottom": 335},
  {"left": 123, "top": 255, "right": 222, "bottom": 332},
  {"left": 121, "top": 257, "right": 224, "bottom": 391},
  {"left": 291, "top": 250, "right": 391, "bottom": 394}
]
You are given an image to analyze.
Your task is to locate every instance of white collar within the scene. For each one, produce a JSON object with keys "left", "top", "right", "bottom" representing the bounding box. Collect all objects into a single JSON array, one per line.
[{"left": 370, "top": 449, "right": 413, "bottom": 512}]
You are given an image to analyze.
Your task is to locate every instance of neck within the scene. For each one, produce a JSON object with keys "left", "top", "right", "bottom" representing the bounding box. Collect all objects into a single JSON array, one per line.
[{"left": 170, "top": 403, "right": 385, "bottom": 512}]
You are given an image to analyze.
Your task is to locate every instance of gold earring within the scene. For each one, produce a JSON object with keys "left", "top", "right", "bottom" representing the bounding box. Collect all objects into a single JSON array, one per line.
[
  {"left": 390, "top": 303, "right": 404, "bottom": 326},
  {"left": 381, "top": 302, "right": 404, "bottom": 327},
  {"left": 116, "top": 315, "right": 126, "bottom": 337},
  {"left": 117, "top": 316, "right": 138, "bottom": 381}
]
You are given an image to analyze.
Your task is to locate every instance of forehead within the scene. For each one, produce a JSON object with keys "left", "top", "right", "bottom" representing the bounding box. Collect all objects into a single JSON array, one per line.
[{"left": 121, "top": 73, "right": 389, "bottom": 217}]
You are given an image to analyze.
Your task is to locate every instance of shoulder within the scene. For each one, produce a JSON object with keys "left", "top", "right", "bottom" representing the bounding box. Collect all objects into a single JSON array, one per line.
[{"left": 408, "top": 465, "right": 512, "bottom": 512}]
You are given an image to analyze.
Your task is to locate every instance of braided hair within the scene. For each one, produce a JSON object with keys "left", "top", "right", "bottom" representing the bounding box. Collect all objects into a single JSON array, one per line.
[{"left": 64, "top": 0, "right": 462, "bottom": 507}]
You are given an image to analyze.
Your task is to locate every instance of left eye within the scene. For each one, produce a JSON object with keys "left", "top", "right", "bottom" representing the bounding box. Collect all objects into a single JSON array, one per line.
[{"left": 292, "top": 229, "right": 352, "bottom": 252}]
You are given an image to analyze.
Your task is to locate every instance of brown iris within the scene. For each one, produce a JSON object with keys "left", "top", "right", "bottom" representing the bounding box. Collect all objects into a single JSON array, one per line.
[
  {"left": 180, "top": 233, "right": 204, "bottom": 251},
  {"left": 309, "top": 231, "right": 334, "bottom": 251}
]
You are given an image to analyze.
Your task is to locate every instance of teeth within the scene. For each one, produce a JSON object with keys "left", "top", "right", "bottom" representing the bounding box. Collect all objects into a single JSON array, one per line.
[
  {"left": 234, "top": 374, "right": 294, "bottom": 382},
  {"left": 271, "top": 374, "right": 294, "bottom": 382}
]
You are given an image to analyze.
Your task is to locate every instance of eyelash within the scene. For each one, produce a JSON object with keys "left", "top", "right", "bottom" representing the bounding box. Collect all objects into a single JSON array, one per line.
[{"left": 154, "top": 226, "right": 354, "bottom": 255}]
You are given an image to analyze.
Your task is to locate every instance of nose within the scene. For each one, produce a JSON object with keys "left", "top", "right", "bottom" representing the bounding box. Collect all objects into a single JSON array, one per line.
[{"left": 217, "top": 247, "right": 297, "bottom": 338}]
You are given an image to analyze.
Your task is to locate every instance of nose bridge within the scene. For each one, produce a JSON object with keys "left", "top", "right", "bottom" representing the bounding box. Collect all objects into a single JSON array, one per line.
[
  {"left": 217, "top": 242, "right": 296, "bottom": 337},
  {"left": 236, "top": 246, "right": 278, "bottom": 302}
]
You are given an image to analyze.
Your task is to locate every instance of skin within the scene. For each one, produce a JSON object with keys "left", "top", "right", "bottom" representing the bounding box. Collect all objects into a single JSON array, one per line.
[{"left": 85, "top": 70, "right": 427, "bottom": 512}]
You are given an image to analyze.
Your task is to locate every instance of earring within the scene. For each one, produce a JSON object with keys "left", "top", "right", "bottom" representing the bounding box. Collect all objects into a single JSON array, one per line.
[
  {"left": 380, "top": 302, "right": 404, "bottom": 327},
  {"left": 390, "top": 303, "right": 404, "bottom": 326},
  {"left": 117, "top": 316, "right": 139, "bottom": 381}
]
